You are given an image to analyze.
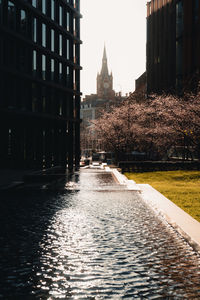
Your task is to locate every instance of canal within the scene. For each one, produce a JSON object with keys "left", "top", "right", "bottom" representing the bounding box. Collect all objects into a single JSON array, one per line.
[{"left": 0, "top": 168, "right": 200, "bottom": 299}]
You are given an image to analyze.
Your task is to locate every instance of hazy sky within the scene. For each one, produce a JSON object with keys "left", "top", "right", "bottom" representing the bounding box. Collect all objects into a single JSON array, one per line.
[{"left": 80, "top": 0, "right": 147, "bottom": 97}]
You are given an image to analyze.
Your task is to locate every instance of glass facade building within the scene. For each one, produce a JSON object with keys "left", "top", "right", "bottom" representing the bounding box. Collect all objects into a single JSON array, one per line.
[
  {"left": 146, "top": 0, "right": 200, "bottom": 95},
  {"left": 0, "top": 0, "right": 82, "bottom": 171}
]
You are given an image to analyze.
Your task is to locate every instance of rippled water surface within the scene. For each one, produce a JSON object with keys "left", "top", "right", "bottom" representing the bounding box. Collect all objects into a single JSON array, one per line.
[{"left": 0, "top": 169, "right": 200, "bottom": 299}]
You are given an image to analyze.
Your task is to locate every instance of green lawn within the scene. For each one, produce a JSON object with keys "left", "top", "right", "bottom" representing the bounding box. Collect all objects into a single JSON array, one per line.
[{"left": 125, "top": 170, "right": 200, "bottom": 223}]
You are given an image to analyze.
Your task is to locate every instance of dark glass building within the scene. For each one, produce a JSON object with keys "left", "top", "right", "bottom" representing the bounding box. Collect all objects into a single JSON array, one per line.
[
  {"left": 0, "top": 0, "right": 81, "bottom": 171},
  {"left": 146, "top": 0, "right": 200, "bottom": 95}
]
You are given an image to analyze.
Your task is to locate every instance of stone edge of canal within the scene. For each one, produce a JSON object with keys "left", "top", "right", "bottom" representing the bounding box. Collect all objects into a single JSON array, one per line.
[{"left": 111, "top": 167, "right": 200, "bottom": 255}]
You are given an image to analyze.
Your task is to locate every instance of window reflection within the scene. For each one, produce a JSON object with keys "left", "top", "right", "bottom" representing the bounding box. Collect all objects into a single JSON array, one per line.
[
  {"left": 51, "top": 29, "right": 55, "bottom": 52},
  {"left": 67, "top": 66, "right": 70, "bottom": 87},
  {"left": 33, "top": 18, "right": 37, "bottom": 42},
  {"left": 42, "top": 0, "right": 46, "bottom": 14},
  {"left": 42, "top": 23, "right": 46, "bottom": 47},
  {"left": 20, "top": 9, "right": 27, "bottom": 35},
  {"left": 59, "top": 6, "right": 63, "bottom": 26},
  {"left": 32, "top": 50, "right": 37, "bottom": 76},
  {"left": 51, "top": 59, "right": 54, "bottom": 80},
  {"left": 8, "top": 1, "right": 15, "bottom": 29},
  {"left": 66, "top": 12, "right": 70, "bottom": 31},
  {"left": 42, "top": 55, "right": 46, "bottom": 80},
  {"left": 59, "top": 34, "right": 62, "bottom": 56},
  {"left": 51, "top": 0, "right": 55, "bottom": 20},
  {"left": 32, "top": 0, "right": 37, "bottom": 8},
  {"left": 67, "top": 39, "right": 69, "bottom": 59}
]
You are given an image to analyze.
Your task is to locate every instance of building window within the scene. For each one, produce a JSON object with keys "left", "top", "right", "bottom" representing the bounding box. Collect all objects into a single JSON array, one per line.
[
  {"left": 73, "top": 43, "right": 76, "bottom": 62},
  {"left": 42, "top": 0, "right": 46, "bottom": 14},
  {"left": 51, "top": 29, "right": 55, "bottom": 51},
  {"left": 33, "top": 18, "right": 37, "bottom": 42},
  {"left": 42, "top": 23, "right": 46, "bottom": 47},
  {"left": 8, "top": 1, "right": 15, "bottom": 29},
  {"left": 66, "top": 12, "right": 70, "bottom": 31},
  {"left": 32, "top": 50, "right": 37, "bottom": 76},
  {"left": 59, "top": 99, "right": 62, "bottom": 116},
  {"left": 59, "top": 62, "right": 62, "bottom": 82},
  {"left": 67, "top": 66, "right": 70, "bottom": 86},
  {"left": 42, "top": 55, "right": 46, "bottom": 80},
  {"left": 20, "top": 9, "right": 27, "bottom": 35},
  {"left": 51, "top": 59, "right": 54, "bottom": 80},
  {"left": 66, "top": 39, "right": 69, "bottom": 59},
  {"left": 176, "top": 1, "right": 183, "bottom": 38},
  {"left": 32, "top": 0, "right": 36, "bottom": 8},
  {"left": 51, "top": 0, "right": 55, "bottom": 20},
  {"left": 59, "top": 34, "right": 62, "bottom": 56},
  {"left": 59, "top": 5, "right": 63, "bottom": 26},
  {"left": 73, "top": 18, "right": 76, "bottom": 36}
]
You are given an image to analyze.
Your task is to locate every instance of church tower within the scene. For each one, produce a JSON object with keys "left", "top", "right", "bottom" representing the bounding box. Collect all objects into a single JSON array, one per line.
[{"left": 97, "top": 46, "right": 115, "bottom": 99}]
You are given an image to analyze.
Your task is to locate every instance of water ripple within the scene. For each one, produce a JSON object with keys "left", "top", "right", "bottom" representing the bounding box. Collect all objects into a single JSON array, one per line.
[{"left": 0, "top": 169, "right": 200, "bottom": 298}]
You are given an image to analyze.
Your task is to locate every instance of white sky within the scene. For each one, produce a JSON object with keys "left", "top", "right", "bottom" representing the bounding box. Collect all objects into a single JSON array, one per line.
[{"left": 80, "top": 0, "right": 147, "bottom": 97}]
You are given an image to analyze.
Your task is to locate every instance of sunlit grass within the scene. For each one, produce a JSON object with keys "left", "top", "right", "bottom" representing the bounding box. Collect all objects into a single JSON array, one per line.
[{"left": 125, "top": 170, "right": 200, "bottom": 223}]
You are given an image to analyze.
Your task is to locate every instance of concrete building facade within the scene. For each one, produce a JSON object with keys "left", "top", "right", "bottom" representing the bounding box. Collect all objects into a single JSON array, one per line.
[{"left": 0, "top": 0, "right": 82, "bottom": 171}]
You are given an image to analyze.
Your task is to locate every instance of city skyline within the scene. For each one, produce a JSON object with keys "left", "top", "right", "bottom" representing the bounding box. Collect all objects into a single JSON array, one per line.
[{"left": 81, "top": 0, "right": 147, "bottom": 97}]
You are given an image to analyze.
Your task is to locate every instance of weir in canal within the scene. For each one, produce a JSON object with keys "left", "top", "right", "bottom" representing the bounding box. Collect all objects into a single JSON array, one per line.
[{"left": 0, "top": 168, "right": 200, "bottom": 299}]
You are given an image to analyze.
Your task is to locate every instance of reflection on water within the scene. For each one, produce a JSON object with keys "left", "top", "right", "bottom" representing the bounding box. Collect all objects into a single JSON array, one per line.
[{"left": 0, "top": 169, "right": 200, "bottom": 299}]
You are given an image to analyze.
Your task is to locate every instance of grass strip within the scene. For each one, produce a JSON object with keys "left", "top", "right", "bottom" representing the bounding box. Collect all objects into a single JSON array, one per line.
[{"left": 125, "top": 170, "right": 200, "bottom": 223}]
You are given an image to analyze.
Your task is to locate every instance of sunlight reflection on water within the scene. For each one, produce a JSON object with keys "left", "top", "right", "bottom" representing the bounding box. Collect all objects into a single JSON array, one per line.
[{"left": 0, "top": 169, "right": 200, "bottom": 298}]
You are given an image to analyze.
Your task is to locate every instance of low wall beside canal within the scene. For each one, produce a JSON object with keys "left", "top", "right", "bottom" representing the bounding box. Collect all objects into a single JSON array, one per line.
[{"left": 119, "top": 161, "right": 200, "bottom": 173}]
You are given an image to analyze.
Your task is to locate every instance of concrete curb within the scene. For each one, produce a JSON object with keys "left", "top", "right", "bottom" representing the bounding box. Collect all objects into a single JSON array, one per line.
[
  {"left": 111, "top": 169, "right": 141, "bottom": 191},
  {"left": 138, "top": 184, "right": 200, "bottom": 254}
]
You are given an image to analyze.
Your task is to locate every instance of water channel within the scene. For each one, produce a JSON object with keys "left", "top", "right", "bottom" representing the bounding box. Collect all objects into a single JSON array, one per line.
[{"left": 0, "top": 168, "right": 200, "bottom": 299}]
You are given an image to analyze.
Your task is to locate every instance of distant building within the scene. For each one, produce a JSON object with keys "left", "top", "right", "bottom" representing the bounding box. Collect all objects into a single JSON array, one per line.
[
  {"left": 81, "top": 45, "right": 124, "bottom": 124},
  {"left": 146, "top": 0, "right": 200, "bottom": 95},
  {"left": 126, "top": 72, "right": 147, "bottom": 104},
  {"left": 135, "top": 72, "right": 146, "bottom": 94},
  {"left": 80, "top": 46, "right": 124, "bottom": 155},
  {"left": 97, "top": 46, "right": 115, "bottom": 99},
  {"left": 0, "top": 0, "right": 82, "bottom": 171}
]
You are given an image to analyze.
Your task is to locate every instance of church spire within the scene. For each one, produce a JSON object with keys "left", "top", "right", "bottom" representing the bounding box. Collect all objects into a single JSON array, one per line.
[
  {"left": 97, "top": 45, "right": 114, "bottom": 98},
  {"left": 101, "top": 45, "right": 109, "bottom": 77},
  {"left": 103, "top": 44, "right": 107, "bottom": 61}
]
